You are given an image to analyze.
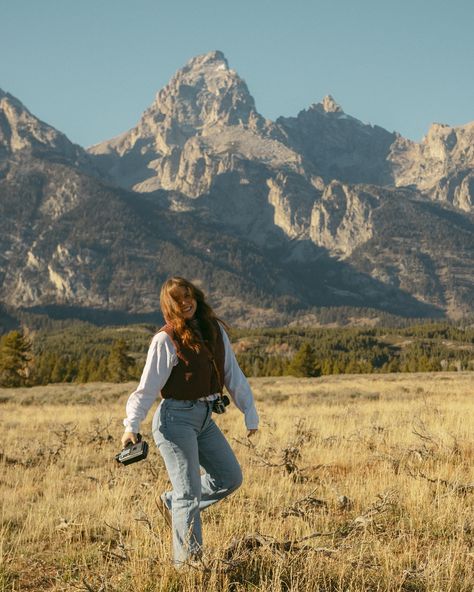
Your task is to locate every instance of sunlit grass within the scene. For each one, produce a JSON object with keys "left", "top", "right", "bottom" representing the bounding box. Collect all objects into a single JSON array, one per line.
[{"left": 1, "top": 372, "right": 473, "bottom": 591}]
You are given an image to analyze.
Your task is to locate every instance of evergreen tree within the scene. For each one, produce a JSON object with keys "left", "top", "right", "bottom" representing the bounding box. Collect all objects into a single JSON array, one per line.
[
  {"left": 51, "top": 357, "right": 66, "bottom": 383},
  {"left": 64, "top": 358, "right": 77, "bottom": 382},
  {"left": 108, "top": 340, "right": 133, "bottom": 382},
  {"left": 76, "top": 355, "right": 90, "bottom": 383},
  {"left": 0, "top": 331, "right": 33, "bottom": 387},
  {"left": 90, "top": 357, "right": 109, "bottom": 382},
  {"left": 288, "top": 342, "right": 320, "bottom": 377},
  {"left": 34, "top": 352, "right": 55, "bottom": 385},
  {"left": 321, "top": 358, "right": 332, "bottom": 375}
]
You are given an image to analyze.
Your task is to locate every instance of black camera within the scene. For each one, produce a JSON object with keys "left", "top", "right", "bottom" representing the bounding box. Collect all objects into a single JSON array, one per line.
[
  {"left": 115, "top": 433, "right": 149, "bottom": 465},
  {"left": 212, "top": 395, "right": 230, "bottom": 414}
]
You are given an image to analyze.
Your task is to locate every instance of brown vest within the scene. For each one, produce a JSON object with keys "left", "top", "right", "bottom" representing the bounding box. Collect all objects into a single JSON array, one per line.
[{"left": 159, "top": 319, "right": 226, "bottom": 400}]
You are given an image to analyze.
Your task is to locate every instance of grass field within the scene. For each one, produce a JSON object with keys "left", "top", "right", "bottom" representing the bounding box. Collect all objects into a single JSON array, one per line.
[{"left": 1, "top": 372, "right": 473, "bottom": 591}]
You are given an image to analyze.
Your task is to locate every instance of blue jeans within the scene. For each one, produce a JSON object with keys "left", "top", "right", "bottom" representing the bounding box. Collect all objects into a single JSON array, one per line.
[{"left": 152, "top": 398, "right": 243, "bottom": 564}]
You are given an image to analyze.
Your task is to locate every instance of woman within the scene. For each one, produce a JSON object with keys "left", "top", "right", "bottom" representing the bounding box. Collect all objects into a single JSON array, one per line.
[{"left": 121, "top": 277, "right": 259, "bottom": 566}]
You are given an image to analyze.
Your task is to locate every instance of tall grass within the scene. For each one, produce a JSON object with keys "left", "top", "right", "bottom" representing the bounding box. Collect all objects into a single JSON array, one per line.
[{"left": 1, "top": 372, "right": 473, "bottom": 591}]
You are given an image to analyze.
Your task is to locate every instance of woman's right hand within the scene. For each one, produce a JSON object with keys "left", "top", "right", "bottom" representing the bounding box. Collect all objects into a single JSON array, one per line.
[{"left": 121, "top": 432, "right": 138, "bottom": 448}]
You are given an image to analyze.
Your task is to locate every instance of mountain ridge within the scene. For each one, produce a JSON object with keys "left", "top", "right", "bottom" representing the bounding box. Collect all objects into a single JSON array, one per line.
[{"left": 1, "top": 51, "right": 473, "bottom": 323}]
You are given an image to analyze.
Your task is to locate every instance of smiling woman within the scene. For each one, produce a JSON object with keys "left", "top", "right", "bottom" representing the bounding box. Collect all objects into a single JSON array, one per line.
[
  {"left": 166, "top": 284, "right": 198, "bottom": 321},
  {"left": 120, "top": 276, "right": 259, "bottom": 567}
]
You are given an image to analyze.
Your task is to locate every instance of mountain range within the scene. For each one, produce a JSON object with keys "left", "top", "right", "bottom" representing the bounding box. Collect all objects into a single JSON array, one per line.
[{"left": 1, "top": 50, "right": 473, "bottom": 326}]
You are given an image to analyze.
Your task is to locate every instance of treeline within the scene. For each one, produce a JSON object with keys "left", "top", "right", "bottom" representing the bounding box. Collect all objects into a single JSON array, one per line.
[
  {"left": 0, "top": 331, "right": 141, "bottom": 387},
  {"left": 0, "top": 321, "right": 473, "bottom": 387},
  {"left": 234, "top": 324, "right": 474, "bottom": 377}
]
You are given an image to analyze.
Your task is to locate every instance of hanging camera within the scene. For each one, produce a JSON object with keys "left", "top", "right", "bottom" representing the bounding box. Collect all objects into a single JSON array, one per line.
[{"left": 212, "top": 394, "right": 230, "bottom": 414}]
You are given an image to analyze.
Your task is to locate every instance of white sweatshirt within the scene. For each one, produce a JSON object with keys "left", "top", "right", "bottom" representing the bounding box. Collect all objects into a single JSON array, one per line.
[{"left": 123, "top": 323, "right": 259, "bottom": 433}]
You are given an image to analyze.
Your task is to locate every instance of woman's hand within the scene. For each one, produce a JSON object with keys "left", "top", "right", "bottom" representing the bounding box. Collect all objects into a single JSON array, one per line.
[
  {"left": 247, "top": 429, "right": 258, "bottom": 438},
  {"left": 121, "top": 432, "right": 138, "bottom": 448}
]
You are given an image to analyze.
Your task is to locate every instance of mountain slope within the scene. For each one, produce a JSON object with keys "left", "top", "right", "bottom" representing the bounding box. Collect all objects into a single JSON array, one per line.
[
  {"left": 276, "top": 96, "right": 397, "bottom": 186},
  {"left": 1, "top": 52, "right": 473, "bottom": 322},
  {"left": 88, "top": 51, "right": 303, "bottom": 196},
  {"left": 389, "top": 122, "right": 474, "bottom": 211},
  {"left": 0, "top": 88, "right": 91, "bottom": 169}
]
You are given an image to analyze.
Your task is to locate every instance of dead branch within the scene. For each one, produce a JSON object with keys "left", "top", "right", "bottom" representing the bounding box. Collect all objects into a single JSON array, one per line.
[
  {"left": 102, "top": 522, "right": 130, "bottom": 562},
  {"left": 281, "top": 488, "right": 329, "bottom": 518},
  {"left": 135, "top": 509, "right": 166, "bottom": 541},
  {"left": 223, "top": 531, "right": 338, "bottom": 561},
  {"left": 51, "top": 422, "right": 77, "bottom": 446},
  {"left": 84, "top": 419, "right": 114, "bottom": 446},
  {"left": 338, "top": 489, "right": 399, "bottom": 537},
  {"left": 405, "top": 467, "right": 474, "bottom": 495}
]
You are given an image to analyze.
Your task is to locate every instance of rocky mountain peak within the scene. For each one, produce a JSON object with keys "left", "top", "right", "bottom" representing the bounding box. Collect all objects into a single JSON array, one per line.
[
  {"left": 146, "top": 50, "right": 257, "bottom": 131},
  {"left": 277, "top": 94, "right": 395, "bottom": 186},
  {"left": 390, "top": 120, "right": 474, "bottom": 210},
  {"left": 424, "top": 122, "right": 462, "bottom": 153},
  {"left": 308, "top": 95, "right": 344, "bottom": 114},
  {"left": 87, "top": 51, "right": 278, "bottom": 194},
  {"left": 2, "top": 64, "right": 474, "bottom": 320},
  {"left": 321, "top": 94, "right": 344, "bottom": 113},
  {"left": 0, "top": 89, "right": 86, "bottom": 164},
  {"left": 182, "top": 50, "right": 229, "bottom": 71}
]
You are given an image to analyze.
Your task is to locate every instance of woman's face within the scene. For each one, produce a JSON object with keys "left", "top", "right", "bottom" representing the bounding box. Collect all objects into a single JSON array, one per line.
[{"left": 173, "top": 286, "right": 197, "bottom": 320}]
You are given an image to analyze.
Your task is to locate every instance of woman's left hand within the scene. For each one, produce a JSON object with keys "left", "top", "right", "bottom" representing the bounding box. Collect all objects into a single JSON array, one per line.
[{"left": 247, "top": 429, "right": 258, "bottom": 437}]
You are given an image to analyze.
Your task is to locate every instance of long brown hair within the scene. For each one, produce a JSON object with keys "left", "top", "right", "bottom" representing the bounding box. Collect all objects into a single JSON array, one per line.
[{"left": 159, "top": 277, "right": 227, "bottom": 353}]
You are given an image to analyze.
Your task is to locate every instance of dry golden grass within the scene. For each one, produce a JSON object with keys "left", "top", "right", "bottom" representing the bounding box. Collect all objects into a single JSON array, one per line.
[{"left": 1, "top": 372, "right": 474, "bottom": 591}]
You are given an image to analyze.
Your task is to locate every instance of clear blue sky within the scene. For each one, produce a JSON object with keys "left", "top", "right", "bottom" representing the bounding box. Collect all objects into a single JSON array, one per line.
[{"left": 2, "top": 0, "right": 473, "bottom": 148}]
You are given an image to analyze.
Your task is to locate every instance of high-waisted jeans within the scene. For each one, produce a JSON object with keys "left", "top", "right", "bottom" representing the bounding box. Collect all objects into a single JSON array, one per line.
[{"left": 152, "top": 398, "right": 243, "bottom": 564}]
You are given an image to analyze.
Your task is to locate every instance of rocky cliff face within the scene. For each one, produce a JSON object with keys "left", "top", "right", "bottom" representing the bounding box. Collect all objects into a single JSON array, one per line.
[
  {"left": 0, "top": 158, "right": 314, "bottom": 324},
  {"left": 277, "top": 96, "right": 397, "bottom": 186},
  {"left": 389, "top": 122, "right": 474, "bottom": 211},
  {"left": 309, "top": 182, "right": 380, "bottom": 257},
  {"left": 0, "top": 89, "right": 90, "bottom": 168},
  {"left": 1, "top": 51, "right": 473, "bottom": 322},
  {"left": 89, "top": 51, "right": 301, "bottom": 197}
]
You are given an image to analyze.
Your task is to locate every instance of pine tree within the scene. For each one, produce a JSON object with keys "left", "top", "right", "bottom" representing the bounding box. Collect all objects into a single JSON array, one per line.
[
  {"left": 288, "top": 342, "right": 319, "bottom": 377},
  {"left": 51, "top": 358, "right": 66, "bottom": 383},
  {"left": 0, "top": 331, "right": 33, "bottom": 387},
  {"left": 321, "top": 359, "right": 332, "bottom": 375},
  {"left": 76, "top": 355, "right": 90, "bottom": 383},
  {"left": 108, "top": 340, "right": 133, "bottom": 382},
  {"left": 34, "top": 352, "right": 56, "bottom": 385},
  {"left": 89, "top": 357, "right": 109, "bottom": 382},
  {"left": 64, "top": 359, "right": 77, "bottom": 382}
]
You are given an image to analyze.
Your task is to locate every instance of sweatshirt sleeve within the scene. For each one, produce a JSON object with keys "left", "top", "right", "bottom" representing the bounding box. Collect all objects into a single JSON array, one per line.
[
  {"left": 219, "top": 323, "right": 259, "bottom": 430},
  {"left": 123, "top": 332, "right": 177, "bottom": 433}
]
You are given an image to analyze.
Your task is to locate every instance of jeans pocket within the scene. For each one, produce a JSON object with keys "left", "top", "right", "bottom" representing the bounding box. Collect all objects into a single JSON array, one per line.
[{"left": 164, "top": 399, "right": 196, "bottom": 411}]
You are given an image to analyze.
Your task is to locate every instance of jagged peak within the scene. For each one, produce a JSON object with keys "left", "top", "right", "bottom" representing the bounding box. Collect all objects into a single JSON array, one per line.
[
  {"left": 0, "top": 89, "right": 25, "bottom": 109},
  {"left": 0, "top": 91, "right": 52, "bottom": 127},
  {"left": 0, "top": 92, "right": 50, "bottom": 131},
  {"left": 426, "top": 120, "right": 474, "bottom": 136},
  {"left": 423, "top": 122, "right": 458, "bottom": 143},
  {"left": 322, "top": 95, "right": 343, "bottom": 113},
  {"left": 144, "top": 49, "right": 257, "bottom": 130},
  {"left": 0, "top": 87, "right": 88, "bottom": 161},
  {"left": 429, "top": 122, "right": 451, "bottom": 132},
  {"left": 151, "top": 49, "right": 244, "bottom": 106},
  {"left": 173, "top": 51, "right": 234, "bottom": 84},
  {"left": 184, "top": 50, "right": 229, "bottom": 71},
  {"left": 309, "top": 95, "right": 344, "bottom": 114}
]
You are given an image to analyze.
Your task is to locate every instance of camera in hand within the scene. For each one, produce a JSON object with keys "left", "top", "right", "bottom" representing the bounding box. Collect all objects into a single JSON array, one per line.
[
  {"left": 115, "top": 433, "right": 149, "bottom": 465},
  {"left": 212, "top": 394, "right": 230, "bottom": 414}
]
